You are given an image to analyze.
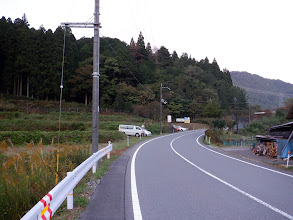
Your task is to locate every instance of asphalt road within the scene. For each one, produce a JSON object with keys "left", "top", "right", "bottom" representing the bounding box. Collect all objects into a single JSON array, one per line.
[{"left": 124, "top": 130, "right": 293, "bottom": 220}]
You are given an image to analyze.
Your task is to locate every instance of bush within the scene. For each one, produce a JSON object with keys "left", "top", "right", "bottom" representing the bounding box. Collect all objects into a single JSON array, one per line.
[
  {"left": 244, "top": 120, "right": 266, "bottom": 134},
  {"left": 0, "top": 112, "right": 21, "bottom": 119},
  {"left": 212, "top": 119, "right": 226, "bottom": 129},
  {"left": 70, "top": 122, "right": 86, "bottom": 131},
  {"left": 244, "top": 116, "right": 287, "bottom": 135},
  {"left": 205, "top": 129, "right": 222, "bottom": 145}
]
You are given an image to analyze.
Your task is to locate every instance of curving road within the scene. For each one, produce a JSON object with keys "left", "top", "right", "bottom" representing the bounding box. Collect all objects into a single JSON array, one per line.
[{"left": 124, "top": 130, "right": 293, "bottom": 220}]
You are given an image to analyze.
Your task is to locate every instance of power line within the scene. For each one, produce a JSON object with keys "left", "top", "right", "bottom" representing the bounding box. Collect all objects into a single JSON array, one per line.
[
  {"left": 235, "top": 85, "right": 293, "bottom": 98},
  {"left": 100, "top": 33, "right": 145, "bottom": 90}
]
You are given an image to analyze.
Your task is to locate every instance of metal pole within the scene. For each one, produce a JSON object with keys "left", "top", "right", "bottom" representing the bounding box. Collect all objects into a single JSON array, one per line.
[
  {"left": 92, "top": 0, "right": 100, "bottom": 154},
  {"left": 160, "top": 83, "right": 162, "bottom": 135}
]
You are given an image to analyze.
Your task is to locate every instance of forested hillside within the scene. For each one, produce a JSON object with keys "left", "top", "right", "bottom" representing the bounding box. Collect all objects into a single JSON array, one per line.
[
  {"left": 231, "top": 71, "right": 293, "bottom": 110},
  {"left": 0, "top": 15, "right": 247, "bottom": 119}
]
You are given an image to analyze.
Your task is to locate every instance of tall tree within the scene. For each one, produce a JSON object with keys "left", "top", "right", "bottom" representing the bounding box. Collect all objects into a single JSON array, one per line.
[{"left": 155, "top": 46, "right": 172, "bottom": 68}]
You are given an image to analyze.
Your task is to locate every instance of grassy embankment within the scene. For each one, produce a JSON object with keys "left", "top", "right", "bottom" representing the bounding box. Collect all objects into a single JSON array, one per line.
[{"left": 0, "top": 96, "right": 161, "bottom": 219}]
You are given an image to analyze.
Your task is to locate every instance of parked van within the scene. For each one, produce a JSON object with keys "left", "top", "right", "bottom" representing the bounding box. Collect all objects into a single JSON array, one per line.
[{"left": 118, "top": 125, "right": 145, "bottom": 137}]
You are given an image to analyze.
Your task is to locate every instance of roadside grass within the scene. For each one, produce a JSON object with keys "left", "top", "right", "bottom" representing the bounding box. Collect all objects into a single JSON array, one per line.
[
  {"left": 0, "top": 97, "right": 167, "bottom": 219},
  {"left": 263, "top": 162, "right": 293, "bottom": 172},
  {"left": 53, "top": 136, "right": 152, "bottom": 219},
  {"left": 0, "top": 132, "right": 153, "bottom": 219},
  {"left": 0, "top": 142, "right": 90, "bottom": 220}
]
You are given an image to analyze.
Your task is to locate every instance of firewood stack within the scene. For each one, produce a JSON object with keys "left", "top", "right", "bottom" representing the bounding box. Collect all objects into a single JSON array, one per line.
[
  {"left": 253, "top": 143, "right": 265, "bottom": 156},
  {"left": 267, "top": 141, "right": 277, "bottom": 157},
  {"left": 253, "top": 141, "right": 277, "bottom": 157}
]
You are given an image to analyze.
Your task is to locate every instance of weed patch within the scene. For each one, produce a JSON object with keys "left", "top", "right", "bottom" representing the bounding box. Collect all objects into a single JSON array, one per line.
[{"left": 0, "top": 143, "right": 90, "bottom": 220}]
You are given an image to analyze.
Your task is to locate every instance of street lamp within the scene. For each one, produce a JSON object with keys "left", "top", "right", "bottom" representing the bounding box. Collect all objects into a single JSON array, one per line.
[{"left": 160, "top": 83, "right": 171, "bottom": 135}]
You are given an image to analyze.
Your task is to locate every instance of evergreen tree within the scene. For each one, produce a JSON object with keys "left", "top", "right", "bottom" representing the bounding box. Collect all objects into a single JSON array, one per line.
[
  {"left": 146, "top": 42, "right": 153, "bottom": 60},
  {"left": 0, "top": 16, "right": 249, "bottom": 120},
  {"left": 155, "top": 46, "right": 172, "bottom": 68}
]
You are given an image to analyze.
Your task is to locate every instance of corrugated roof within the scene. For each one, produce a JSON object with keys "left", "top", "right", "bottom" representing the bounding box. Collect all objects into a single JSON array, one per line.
[
  {"left": 255, "top": 135, "right": 276, "bottom": 141},
  {"left": 269, "top": 121, "right": 293, "bottom": 131}
]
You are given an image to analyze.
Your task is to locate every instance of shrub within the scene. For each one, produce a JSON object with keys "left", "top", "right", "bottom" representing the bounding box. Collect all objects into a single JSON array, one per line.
[
  {"left": 0, "top": 112, "right": 21, "bottom": 119},
  {"left": 212, "top": 119, "right": 226, "bottom": 130},
  {"left": 70, "top": 122, "right": 86, "bottom": 131},
  {"left": 205, "top": 129, "right": 222, "bottom": 145}
]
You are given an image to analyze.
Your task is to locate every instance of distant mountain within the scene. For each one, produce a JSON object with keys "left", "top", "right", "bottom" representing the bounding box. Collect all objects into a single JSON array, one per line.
[{"left": 230, "top": 71, "right": 293, "bottom": 110}]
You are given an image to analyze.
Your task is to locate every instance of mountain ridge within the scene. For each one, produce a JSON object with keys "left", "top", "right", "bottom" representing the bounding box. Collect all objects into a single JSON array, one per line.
[{"left": 230, "top": 71, "right": 293, "bottom": 110}]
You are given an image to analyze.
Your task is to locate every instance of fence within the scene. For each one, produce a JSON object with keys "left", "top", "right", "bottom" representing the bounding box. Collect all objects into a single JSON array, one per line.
[
  {"left": 222, "top": 139, "right": 256, "bottom": 147},
  {"left": 21, "top": 142, "right": 112, "bottom": 220}
]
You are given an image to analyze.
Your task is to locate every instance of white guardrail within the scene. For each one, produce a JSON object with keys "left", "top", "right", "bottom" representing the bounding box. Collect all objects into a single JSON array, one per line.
[{"left": 21, "top": 142, "right": 113, "bottom": 220}]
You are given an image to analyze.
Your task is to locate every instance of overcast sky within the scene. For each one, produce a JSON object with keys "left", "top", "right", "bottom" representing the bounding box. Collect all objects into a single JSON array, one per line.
[{"left": 2, "top": 0, "right": 293, "bottom": 85}]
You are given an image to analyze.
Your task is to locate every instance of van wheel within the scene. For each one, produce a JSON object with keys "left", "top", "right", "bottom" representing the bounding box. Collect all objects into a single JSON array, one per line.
[{"left": 135, "top": 133, "right": 140, "bottom": 137}]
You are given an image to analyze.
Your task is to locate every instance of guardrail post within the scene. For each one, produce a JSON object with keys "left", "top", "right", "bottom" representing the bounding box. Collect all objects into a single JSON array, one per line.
[
  {"left": 67, "top": 172, "right": 73, "bottom": 210},
  {"left": 107, "top": 141, "right": 111, "bottom": 159},
  {"left": 92, "top": 162, "right": 97, "bottom": 173},
  {"left": 127, "top": 136, "right": 129, "bottom": 147},
  {"left": 287, "top": 151, "right": 291, "bottom": 168},
  {"left": 209, "top": 137, "right": 211, "bottom": 144}
]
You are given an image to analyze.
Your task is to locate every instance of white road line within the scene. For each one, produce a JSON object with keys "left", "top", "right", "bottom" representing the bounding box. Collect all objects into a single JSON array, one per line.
[
  {"left": 131, "top": 132, "right": 189, "bottom": 220},
  {"left": 170, "top": 134, "right": 293, "bottom": 220},
  {"left": 196, "top": 135, "right": 293, "bottom": 178}
]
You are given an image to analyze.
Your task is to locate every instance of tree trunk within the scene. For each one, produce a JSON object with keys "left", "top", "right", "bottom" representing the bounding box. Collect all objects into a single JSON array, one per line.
[
  {"left": 13, "top": 77, "right": 17, "bottom": 95},
  {"left": 85, "top": 93, "right": 88, "bottom": 105},
  {"left": 17, "top": 78, "right": 20, "bottom": 96},
  {"left": 27, "top": 75, "right": 29, "bottom": 97},
  {"left": 20, "top": 77, "right": 23, "bottom": 96}
]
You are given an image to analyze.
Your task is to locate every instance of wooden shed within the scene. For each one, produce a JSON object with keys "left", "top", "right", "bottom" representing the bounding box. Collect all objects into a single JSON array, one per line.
[{"left": 269, "top": 121, "right": 293, "bottom": 158}]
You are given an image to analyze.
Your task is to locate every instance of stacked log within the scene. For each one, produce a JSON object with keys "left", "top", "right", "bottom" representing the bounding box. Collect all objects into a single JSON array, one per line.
[
  {"left": 253, "top": 143, "right": 265, "bottom": 156},
  {"left": 268, "top": 141, "right": 277, "bottom": 157},
  {"left": 253, "top": 141, "right": 277, "bottom": 157}
]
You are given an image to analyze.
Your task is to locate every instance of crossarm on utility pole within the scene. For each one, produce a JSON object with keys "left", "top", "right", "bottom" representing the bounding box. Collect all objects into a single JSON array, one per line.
[{"left": 60, "top": 0, "right": 101, "bottom": 155}]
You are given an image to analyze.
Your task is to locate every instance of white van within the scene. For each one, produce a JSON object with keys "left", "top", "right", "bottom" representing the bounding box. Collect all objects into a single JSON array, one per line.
[{"left": 118, "top": 125, "right": 145, "bottom": 137}]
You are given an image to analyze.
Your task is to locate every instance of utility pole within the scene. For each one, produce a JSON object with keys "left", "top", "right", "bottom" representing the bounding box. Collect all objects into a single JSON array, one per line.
[
  {"left": 160, "top": 83, "right": 162, "bottom": 135},
  {"left": 160, "top": 83, "right": 171, "bottom": 135},
  {"left": 61, "top": 0, "right": 100, "bottom": 155},
  {"left": 92, "top": 0, "right": 100, "bottom": 154}
]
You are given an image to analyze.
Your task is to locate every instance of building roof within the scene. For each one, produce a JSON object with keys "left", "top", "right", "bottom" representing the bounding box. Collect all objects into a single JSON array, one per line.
[
  {"left": 255, "top": 135, "right": 276, "bottom": 141},
  {"left": 269, "top": 121, "right": 293, "bottom": 132}
]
